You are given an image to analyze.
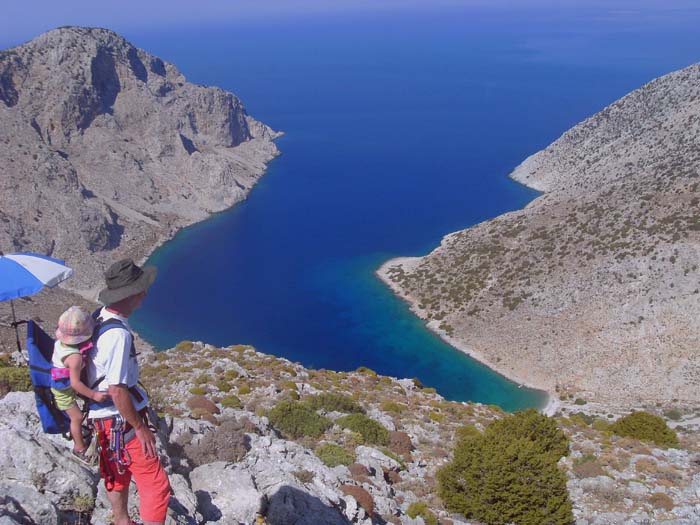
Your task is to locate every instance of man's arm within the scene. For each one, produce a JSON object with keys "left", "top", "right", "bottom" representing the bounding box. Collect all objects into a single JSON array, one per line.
[{"left": 109, "top": 384, "right": 157, "bottom": 458}]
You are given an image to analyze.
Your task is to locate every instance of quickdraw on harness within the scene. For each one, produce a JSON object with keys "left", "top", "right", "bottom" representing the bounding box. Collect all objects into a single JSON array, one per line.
[
  {"left": 90, "top": 392, "right": 150, "bottom": 491},
  {"left": 92, "top": 414, "right": 135, "bottom": 490}
]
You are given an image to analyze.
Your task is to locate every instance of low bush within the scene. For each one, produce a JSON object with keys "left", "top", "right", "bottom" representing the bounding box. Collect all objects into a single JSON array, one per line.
[
  {"left": 315, "top": 443, "right": 355, "bottom": 467},
  {"left": 174, "top": 340, "right": 194, "bottom": 353},
  {"left": 215, "top": 380, "right": 233, "bottom": 392},
  {"left": 224, "top": 369, "right": 239, "bottom": 381},
  {"left": 186, "top": 396, "right": 220, "bottom": 415},
  {"left": 455, "top": 424, "right": 482, "bottom": 442},
  {"left": 268, "top": 400, "right": 331, "bottom": 439},
  {"left": 429, "top": 411, "right": 445, "bottom": 423},
  {"left": 237, "top": 385, "right": 252, "bottom": 395},
  {"left": 389, "top": 431, "right": 414, "bottom": 455},
  {"left": 340, "top": 485, "right": 374, "bottom": 516},
  {"left": 304, "top": 393, "right": 365, "bottom": 414},
  {"left": 574, "top": 398, "right": 587, "bottom": 405},
  {"left": 406, "top": 502, "right": 437, "bottom": 525},
  {"left": 355, "top": 366, "right": 377, "bottom": 377},
  {"left": 194, "top": 374, "right": 210, "bottom": 385},
  {"left": 184, "top": 418, "right": 250, "bottom": 466},
  {"left": 221, "top": 395, "right": 242, "bottom": 409},
  {"left": 572, "top": 455, "right": 605, "bottom": 479},
  {"left": 380, "top": 400, "right": 405, "bottom": 413},
  {"left": 336, "top": 414, "right": 389, "bottom": 446},
  {"left": 0, "top": 366, "right": 32, "bottom": 394},
  {"left": 649, "top": 492, "right": 674, "bottom": 511},
  {"left": 438, "top": 409, "right": 572, "bottom": 525},
  {"left": 188, "top": 386, "right": 206, "bottom": 396},
  {"left": 609, "top": 411, "right": 678, "bottom": 447}
]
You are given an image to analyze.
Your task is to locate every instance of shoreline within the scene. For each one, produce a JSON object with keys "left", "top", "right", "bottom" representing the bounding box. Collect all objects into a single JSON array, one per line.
[
  {"left": 64, "top": 133, "right": 284, "bottom": 304},
  {"left": 374, "top": 151, "right": 562, "bottom": 413},
  {"left": 376, "top": 257, "right": 555, "bottom": 413}
]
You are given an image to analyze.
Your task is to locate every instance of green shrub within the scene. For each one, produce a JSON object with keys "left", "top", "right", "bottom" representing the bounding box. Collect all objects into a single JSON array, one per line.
[
  {"left": 380, "top": 400, "right": 405, "bottom": 413},
  {"left": 0, "top": 366, "right": 32, "bottom": 393},
  {"left": 315, "top": 443, "right": 355, "bottom": 467},
  {"left": 215, "top": 380, "right": 233, "bottom": 392},
  {"left": 455, "top": 424, "right": 482, "bottom": 442},
  {"left": 221, "top": 395, "right": 242, "bottom": 409},
  {"left": 188, "top": 386, "right": 206, "bottom": 396},
  {"left": 224, "top": 370, "right": 239, "bottom": 381},
  {"left": 336, "top": 414, "right": 389, "bottom": 446},
  {"left": 304, "top": 393, "right": 365, "bottom": 414},
  {"left": 175, "top": 341, "right": 194, "bottom": 353},
  {"left": 406, "top": 502, "right": 438, "bottom": 525},
  {"left": 592, "top": 419, "right": 611, "bottom": 432},
  {"left": 194, "top": 374, "right": 210, "bottom": 385},
  {"left": 574, "top": 398, "right": 587, "bottom": 406},
  {"left": 268, "top": 400, "right": 331, "bottom": 439},
  {"left": 238, "top": 385, "right": 251, "bottom": 395},
  {"left": 438, "top": 409, "right": 573, "bottom": 525},
  {"left": 609, "top": 411, "right": 678, "bottom": 447},
  {"left": 429, "top": 411, "right": 445, "bottom": 422},
  {"left": 355, "top": 366, "right": 377, "bottom": 377},
  {"left": 569, "top": 412, "right": 594, "bottom": 426}
]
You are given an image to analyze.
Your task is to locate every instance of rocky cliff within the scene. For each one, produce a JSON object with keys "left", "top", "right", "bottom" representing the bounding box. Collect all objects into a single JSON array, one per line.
[
  {"left": 1, "top": 343, "right": 698, "bottom": 524},
  {"left": 0, "top": 26, "right": 280, "bottom": 293},
  {"left": 378, "top": 63, "right": 700, "bottom": 405}
]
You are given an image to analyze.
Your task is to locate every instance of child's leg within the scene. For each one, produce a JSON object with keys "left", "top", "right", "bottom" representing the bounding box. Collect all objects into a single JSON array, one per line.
[{"left": 64, "top": 404, "right": 86, "bottom": 451}]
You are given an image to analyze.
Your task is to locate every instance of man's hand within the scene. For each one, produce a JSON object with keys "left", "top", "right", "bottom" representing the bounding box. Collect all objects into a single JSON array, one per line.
[
  {"left": 135, "top": 423, "right": 158, "bottom": 458},
  {"left": 92, "top": 391, "right": 109, "bottom": 403}
]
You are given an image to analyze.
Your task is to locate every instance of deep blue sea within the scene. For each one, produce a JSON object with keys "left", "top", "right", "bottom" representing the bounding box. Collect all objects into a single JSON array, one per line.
[{"left": 128, "top": 5, "right": 699, "bottom": 411}]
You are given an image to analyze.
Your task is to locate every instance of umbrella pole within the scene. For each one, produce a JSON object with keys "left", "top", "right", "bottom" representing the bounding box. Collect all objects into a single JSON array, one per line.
[{"left": 10, "top": 299, "right": 22, "bottom": 354}]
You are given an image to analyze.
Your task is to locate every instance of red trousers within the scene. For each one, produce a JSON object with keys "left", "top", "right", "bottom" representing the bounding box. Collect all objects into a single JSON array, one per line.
[{"left": 96, "top": 418, "right": 171, "bottom": 522}]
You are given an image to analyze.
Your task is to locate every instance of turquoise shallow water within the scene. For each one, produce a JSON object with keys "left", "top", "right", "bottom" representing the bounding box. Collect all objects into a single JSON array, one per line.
[{"left": 130, "top": 5, "right": 699, "bottom": 411}]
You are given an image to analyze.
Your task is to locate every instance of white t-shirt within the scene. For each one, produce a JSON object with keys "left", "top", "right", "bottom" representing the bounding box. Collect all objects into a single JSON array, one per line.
[{"left": 86, "top": 307, "right": 148, "bottom": 419}]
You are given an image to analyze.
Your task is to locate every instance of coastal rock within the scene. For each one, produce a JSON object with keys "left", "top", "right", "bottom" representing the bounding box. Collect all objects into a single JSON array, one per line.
[
  {"left": 378, "top": 63, "right": 700, "bottom": 405},
  {"left": 0, "top": 26, "right": 280, "bottom": 313}
]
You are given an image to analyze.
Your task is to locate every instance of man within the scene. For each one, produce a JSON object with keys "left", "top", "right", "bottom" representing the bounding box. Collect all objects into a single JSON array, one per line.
[{"left": 86, "top": 258, "right": 170, "bottom": 525}]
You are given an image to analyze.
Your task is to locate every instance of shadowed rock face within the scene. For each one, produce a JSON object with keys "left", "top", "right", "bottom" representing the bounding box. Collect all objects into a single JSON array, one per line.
[
  {"left": 0, "top": 26, "right": 280, "bottom": 291},
  {"left": 380, "top": 64, "right": 700, "bottom": 404}
]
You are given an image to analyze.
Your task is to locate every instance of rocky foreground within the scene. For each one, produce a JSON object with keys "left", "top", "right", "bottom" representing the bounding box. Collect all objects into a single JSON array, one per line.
[
  {"left": 379, "top": 63, "right": 700, "bottom": 405},
  {"left": 1, "top": 343, "right": 699, "bottom": 524},
  {"left": 0, "top": 27, "right": 280, "bottom": 293}
]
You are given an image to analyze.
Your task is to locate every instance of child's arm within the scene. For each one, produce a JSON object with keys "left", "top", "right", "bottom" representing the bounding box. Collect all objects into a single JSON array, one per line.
[{"left": 64, "top": 354, "right": 109, "bottom": 402}]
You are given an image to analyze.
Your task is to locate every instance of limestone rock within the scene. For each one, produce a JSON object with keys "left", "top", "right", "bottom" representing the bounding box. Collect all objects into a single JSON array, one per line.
[{"left": 0, "top": 26, "right": 280, "bottom": 295}]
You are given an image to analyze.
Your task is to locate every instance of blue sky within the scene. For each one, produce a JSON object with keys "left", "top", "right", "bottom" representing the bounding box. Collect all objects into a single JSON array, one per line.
[{"left": 2, "top": 0, "right": 699, "bottom": 48}]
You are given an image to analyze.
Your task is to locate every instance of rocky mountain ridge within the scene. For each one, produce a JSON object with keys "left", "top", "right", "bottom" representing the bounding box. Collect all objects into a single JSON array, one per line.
[
  {"left": 1, "top": 342, "right": 699, "bottom": 524},
  {"left": 378, "top": 63, "right": 700, "bottom": 405},
  {"left": 0, "top": 26, "right": 280, "bottom": 293}
]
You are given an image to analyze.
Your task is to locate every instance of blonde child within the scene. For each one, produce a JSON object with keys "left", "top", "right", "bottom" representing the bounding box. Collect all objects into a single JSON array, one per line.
[{"left": 51, "top": 306, "right": 109, "bottom": 462}]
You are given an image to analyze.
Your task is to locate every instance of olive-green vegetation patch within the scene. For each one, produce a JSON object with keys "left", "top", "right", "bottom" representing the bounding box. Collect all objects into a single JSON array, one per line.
[
  {"left": 304, "top": 393, "right": 365, "bottom": 414},
  {"left": 336, "top": 414, "right": 389, "bottom": 446},
  {"left": 315, "top": 443, "right": 355, "bottom": 467},
  {"left": 268, "top": 400, "right": 332, "bottom": 439},
  {"left": 406, "top": 502, "right": 438, "bottom": 525},
  {"left": 438, "top": 409, "right": 572, "bottom": 525},
  {"left": 609, "top": 411, "right": 679, "bottom": 447},
  {"left": 0, "top": 365, "right": 32, "bottom": 393}
]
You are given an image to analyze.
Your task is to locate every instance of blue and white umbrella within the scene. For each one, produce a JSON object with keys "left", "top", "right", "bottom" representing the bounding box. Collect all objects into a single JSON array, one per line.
[
  {"left": 0, "top": 252, "right": 74, "bottom": 302},
  {"left": 0, "top": 252, "right": 74, "bottom": 352}
]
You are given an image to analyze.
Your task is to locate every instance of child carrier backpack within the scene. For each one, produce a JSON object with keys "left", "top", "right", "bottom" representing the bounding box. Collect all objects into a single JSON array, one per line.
[
  {"left": 24, "top": 312, "right": 130, "bottom": 434},
  {"left": 26, "top": 319, "right": 71, "bottom": 434}
]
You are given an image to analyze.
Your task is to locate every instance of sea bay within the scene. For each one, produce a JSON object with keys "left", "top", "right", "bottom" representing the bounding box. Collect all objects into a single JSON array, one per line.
[{"left": 130, "top": 5, "right": 699, "bottom": 410}]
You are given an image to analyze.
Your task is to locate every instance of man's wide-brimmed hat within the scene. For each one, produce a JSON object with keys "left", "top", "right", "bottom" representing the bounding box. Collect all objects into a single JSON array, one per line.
[{"left": 98, "top": 259, "right": 157, "bottom": 305}]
